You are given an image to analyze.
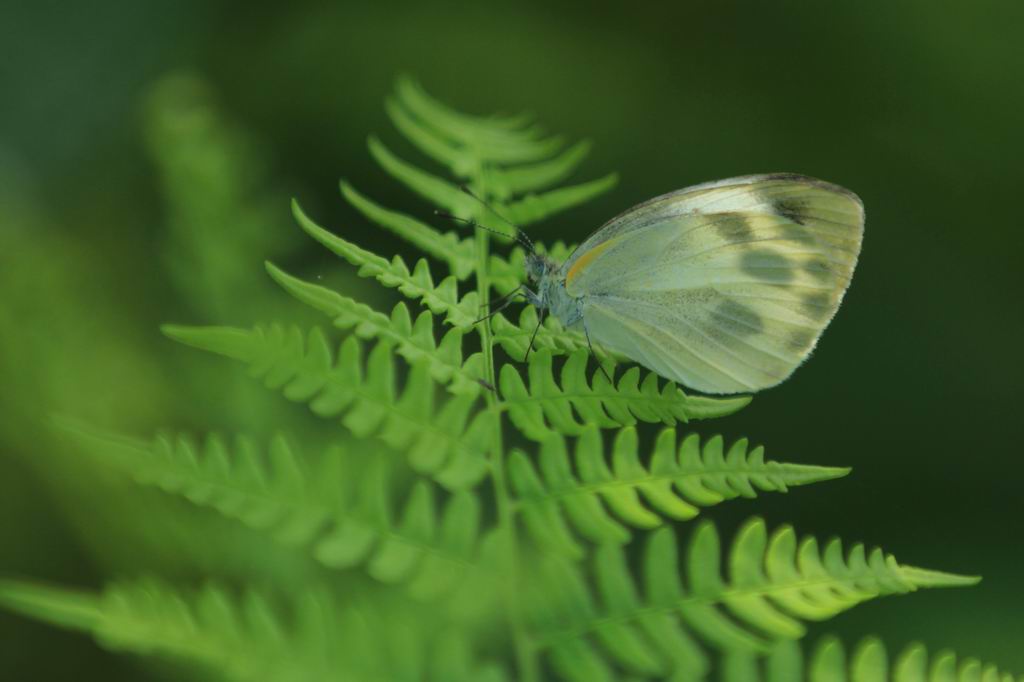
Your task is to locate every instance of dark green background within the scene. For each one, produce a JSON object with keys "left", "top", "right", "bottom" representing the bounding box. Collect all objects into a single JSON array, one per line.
[{"left": 2, "top": 1, "right": 1022, "bottom": 679}]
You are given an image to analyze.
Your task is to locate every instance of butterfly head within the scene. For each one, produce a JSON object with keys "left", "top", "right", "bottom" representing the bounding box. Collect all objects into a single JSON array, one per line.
[{"left": 525, "top": 250, "right": 559, "bottom": 284}]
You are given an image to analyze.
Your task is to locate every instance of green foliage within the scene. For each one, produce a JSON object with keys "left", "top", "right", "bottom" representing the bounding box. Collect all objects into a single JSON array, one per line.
[
  {"left": 526, "top": 520, "right": 978, "bottom": 681},
  {"left": 144, "top": 73, "right": 299, "bottom": 324},
  {"left": 291, "top": 200, "right": 480, "bottom": 328},
  {"left": 501, "top": 349, "right": 749, "bottom": 442},
  {"left": 0, "top": 579, "right": 507, "bottom": 682},
  {"left": 2, "top": 79, "right": 1012, "bottom": 682},
  {"left": 56, "top": 420, "right": 486, "bottom": 599},
  {"left": 510, "top": 426, "right": 849, "bottom": 555},
  {"left": 266, "top": 262, "right": 485, "bottom": 397},
  {"left": 161, "top": 323, "right": 492, "bottom": 489},
  {"left": 731, "top": 637, "right": 1023, "bottom": 682}
]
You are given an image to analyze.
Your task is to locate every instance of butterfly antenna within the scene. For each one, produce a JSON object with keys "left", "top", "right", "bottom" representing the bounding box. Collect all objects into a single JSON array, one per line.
[
  {"left": 434, "top": 210, "right": 518, "bottom": 242},
  {"left": 458, "top": 184, "right": 536, "bottom": 252}
]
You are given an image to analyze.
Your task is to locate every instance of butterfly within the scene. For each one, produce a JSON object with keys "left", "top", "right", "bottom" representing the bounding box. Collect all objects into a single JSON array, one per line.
[{"left": 446, "top": 174, "right": 865, "bottom": 395}]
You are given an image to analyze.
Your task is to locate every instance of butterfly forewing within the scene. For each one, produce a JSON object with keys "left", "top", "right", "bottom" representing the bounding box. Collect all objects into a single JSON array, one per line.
[{"left": 560, "top": 174, "right": 864, "bottom": 394}]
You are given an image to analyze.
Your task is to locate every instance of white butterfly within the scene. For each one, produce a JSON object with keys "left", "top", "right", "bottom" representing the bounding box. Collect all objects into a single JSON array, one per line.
[{"left": 516, "top": 174, "right": 865, "bottom": 394}]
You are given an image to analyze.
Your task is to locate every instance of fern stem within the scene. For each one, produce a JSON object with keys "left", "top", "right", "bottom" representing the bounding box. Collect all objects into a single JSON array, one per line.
[{"left": 476, "top": 222, "right": 540, "bottom": 682}]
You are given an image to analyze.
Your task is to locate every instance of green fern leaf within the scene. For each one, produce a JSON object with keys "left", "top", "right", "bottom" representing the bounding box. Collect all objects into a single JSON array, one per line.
[
  {"left": 393, "top": 76, "right": 562, "bottom": 165},
  {"left": 267, "top": 262, "right": 484, "bottom": 396},
  {"left": 368, "top": 134, "right": 478, "bottom": 217},
  {"left": 501, "top": 173, "right": 619, "bottom": 227},
  {"left": 384, "top": 92, "right": 576, "bottom": 192},
  {"left": 481, "top": 141, "right": 595, "bottom": 200},
  {"left": 384, "top": 80, "right": 618, "bottom": 226},
  {"left": 0, "top": 579, "right": 507, "bottom": 682},
  {"left": 291, "top": 199, "right": 479, "bottom": 328},
  {"left": 370, "top": 130, "right": 616, "bottom": 231},
  {"left": 526, "top": 519, "right": 978, "bottom": 681},
  {"left": 490, "top": 308, "right": 615, "bottom": 362},
  {"left": 58, "top": 422, "right": 485, "bottom": 598},
  {"left": 59, "top": 421, "right": 346, "bottom": 546},
  {"left": 500, "top": 349, "right": 750, "bottom": 441},
  {"left": 725, "top": 636, "right": 1022, "bottom": 682},
  {"left": 162, "top": 323, "right": 491, "bottom": 488},
  {"left": 510, "top": 425, "right": 849, "bottom": 556},
  {"left": 340, "top": 180, "right": 477, "bottom": 279}
]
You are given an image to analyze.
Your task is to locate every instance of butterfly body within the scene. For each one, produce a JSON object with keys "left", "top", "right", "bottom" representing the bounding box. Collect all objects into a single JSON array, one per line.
[{"left": 520, "top": 173, "right": 865, "bottom": 395}]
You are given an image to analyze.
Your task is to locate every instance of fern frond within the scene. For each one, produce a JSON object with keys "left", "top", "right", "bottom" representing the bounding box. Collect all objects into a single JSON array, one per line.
[
  {"left": 291, "top": 199, "right": 479, "bottom": 328},
  {"left": 385, "top": 78, "right": 618, "bottom": 226},
  {"left": 509, "top": 425, "right": 849, "bottom": 556},
  {"left": 368, "top": 135, "right": 478, "bottom": 217},
  {"left": 162, "top": 323, "right": 491, "bottom": 489},
  {"left": 385, "top": 92, "right": 586, "bottom": 198},
  {"left": 501, "top": 349, "right": 750, "bottom": 441},
  {"left": 370, "top": 131, "right": 615, "bottom": 231},
  {"left": 481, "top": 141, "right": 594, "bottom": 200},
  {"left": 489, "top": 308, "right": 609, "bottom": 362},
  {"left": 59, "top": 422, "right": 485, "bottom": 598},
  {"left": 340, "top": 180, "right": 477, "bottom": 279},
  {"left": 267, "top": 263, "right": 484, "bottom": 397},
  {"left": 0, "top": 579, "right": 508, "bottom": 682},
  {"left": 526, "top": 519, "right": 979, "bottom": 681},
  {"left": 721, "top": 636, "right": 1022, "bottom": 682},
  {"left": 501, "top": 173, "right": 620, "bottom": 227},
  {"left": 393, "top": 76, "right": 562, "bottom": 166}
]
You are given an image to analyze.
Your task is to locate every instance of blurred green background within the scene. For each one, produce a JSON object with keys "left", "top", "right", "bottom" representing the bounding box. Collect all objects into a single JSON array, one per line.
[{"left": 2, "top": 1, "right": 1022, "bottom": 679}]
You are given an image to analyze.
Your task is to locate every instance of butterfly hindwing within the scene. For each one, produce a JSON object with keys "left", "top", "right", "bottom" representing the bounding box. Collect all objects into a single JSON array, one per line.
[{"left": 560, "top": 174, "right": 864, "bottom": 393}]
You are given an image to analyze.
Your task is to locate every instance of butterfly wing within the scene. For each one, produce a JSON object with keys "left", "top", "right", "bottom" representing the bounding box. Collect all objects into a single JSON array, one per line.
[{"left": 561, "top": 174, "right": 864, "bottom": 394}]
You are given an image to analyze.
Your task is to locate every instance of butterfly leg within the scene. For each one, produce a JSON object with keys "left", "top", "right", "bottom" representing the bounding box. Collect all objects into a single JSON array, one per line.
[
  {"left": 581, "top": 314, "right": 613, "bottom": 383},
  {"left": 523, "top": 307, "right": 546, "bottom": 363},
  {"left": 475, "top": 285, "right": 525, "bottom": 325}
]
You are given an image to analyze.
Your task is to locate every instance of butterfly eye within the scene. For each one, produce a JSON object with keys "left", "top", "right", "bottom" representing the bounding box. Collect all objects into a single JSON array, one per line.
[{"left": 525, "top": 256, "right": 542, "bottom": 281}]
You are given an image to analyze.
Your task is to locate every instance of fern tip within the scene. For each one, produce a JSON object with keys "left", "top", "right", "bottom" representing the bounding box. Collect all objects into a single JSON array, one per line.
[
  {"left": 900, "top": 565, "right": 982, "bottom": 588},
  {"left": 160, "top": 323, "right": 189, "bottom": 340},
  {"left": 160, "top": 324, "right": 256, "bottom": 361},
  {"left": 0, "top": 580, "right": 101, "bottom": 633},
  {"left": 800, "top": 465, "right": 853, "bottom": 483},
  {"left": 263, "top": 260, "right": 287, "bottom": 279}
]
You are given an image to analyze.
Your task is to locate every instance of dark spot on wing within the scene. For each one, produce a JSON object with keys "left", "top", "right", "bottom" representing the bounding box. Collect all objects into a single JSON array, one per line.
[
  {"left": 741, "top": 250, "right": 794, "bottom": 282},
  {"left": 787, "top": 329, "right": 817, "bottom": 353},
  {"left": 761, "top": 173, "right": 864, "bottom": 206},
  {"left": 800, "top": 292, "right": 834, "bottom": 320},
  {"left": 803, "top": 259, "right": 833, "bottom": 282},
  {"left": 711, "top": 299, "right": 763, "bottom": 336},
  {"left": 774, "top": 198, "right": 809, "bottom": 225},
  {"left": 710, "top": 213, "right": 753, "bottom": 242}
]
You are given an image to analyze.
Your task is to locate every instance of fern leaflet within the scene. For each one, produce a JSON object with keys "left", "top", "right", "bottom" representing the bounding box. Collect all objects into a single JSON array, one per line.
[
  {"left": 162, "top": 323, "right": 491, "bottom": 488},
  {"left": 723, "top": 636, "right": 1023, "bottom": 682},
  {"left": 501, "top": 349, "right": 750, "bottom": 441},
  {"left": 292, "top": 199, "right": 479, "bottom": 328},
  {"left": 340, "top": 179, "right": 477, "bottom": 279},
  {"left": 509, "top": 425, "right": 849, "bottom": 556},
  {"left": 267, "top": 262, "right": 484, "bottom": 396},
  {"left": 525, "top": 519, "right": 978, "bottom": 681},
  {"left": 59, "top": 421, "right": 487, "bottom": 600},
  {"left": 0, "top": 579, "right": 508, "bottom": 682}
]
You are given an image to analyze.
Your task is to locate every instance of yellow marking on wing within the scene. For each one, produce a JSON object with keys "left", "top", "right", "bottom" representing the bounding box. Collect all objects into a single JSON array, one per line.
[{"left": 565, "top": 239, "right": 618, "bottom": 290}]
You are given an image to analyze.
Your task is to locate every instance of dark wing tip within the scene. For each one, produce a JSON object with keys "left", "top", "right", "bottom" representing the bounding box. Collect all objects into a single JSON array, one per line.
[{"left": 761, "top": 172, "right": 864, "bottom": 208}]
